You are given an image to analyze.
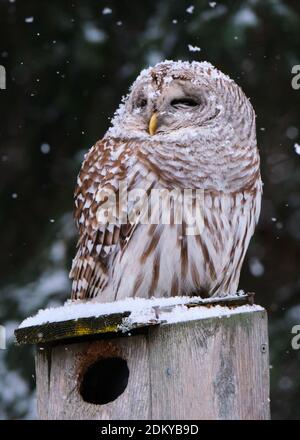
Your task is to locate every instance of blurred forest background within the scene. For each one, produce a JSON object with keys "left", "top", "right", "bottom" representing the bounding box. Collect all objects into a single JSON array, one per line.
[{"left": 0, "top": 0, "right": 300, "bottom": 419}]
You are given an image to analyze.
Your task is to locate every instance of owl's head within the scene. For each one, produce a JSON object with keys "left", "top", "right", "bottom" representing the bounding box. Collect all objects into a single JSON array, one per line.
[{"left": 108, "top": 60, "right": 256, "bottom": 149}]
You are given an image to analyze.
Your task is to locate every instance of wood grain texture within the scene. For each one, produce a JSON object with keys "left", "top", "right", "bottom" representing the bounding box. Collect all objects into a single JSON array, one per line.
[
  {"left": 36, "top": 334, "right": 150, "bottom": 420},
  {"left": 35, "top": 308, "right": 270, "bottom": 420},
  {"left": 149, "top": 310, "right": 270, "bottom": 420}
]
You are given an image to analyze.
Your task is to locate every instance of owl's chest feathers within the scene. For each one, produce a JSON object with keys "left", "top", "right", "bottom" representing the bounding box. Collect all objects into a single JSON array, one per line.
[
  {"left": 134, "top": 139, "right": 260, "bottom": 192},
  {"left": 96, "top": 136, "right": 259, "bottom": 192},
  {"left": 105, "top": 185, "right": 261, "bottom": 301}
]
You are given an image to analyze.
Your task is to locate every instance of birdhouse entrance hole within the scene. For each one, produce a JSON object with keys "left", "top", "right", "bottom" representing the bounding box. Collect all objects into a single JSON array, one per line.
[{"left": 79, "top": 357, "right": 129, "bottom": 405}]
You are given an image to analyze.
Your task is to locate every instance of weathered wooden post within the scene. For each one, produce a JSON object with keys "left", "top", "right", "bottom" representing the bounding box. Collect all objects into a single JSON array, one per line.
[{"left": 15, "top": 294, "right": 270, "bottom": 420}]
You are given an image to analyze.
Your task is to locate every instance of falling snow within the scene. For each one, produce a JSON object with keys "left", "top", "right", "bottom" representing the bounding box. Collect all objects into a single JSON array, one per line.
[
  {"left": 249, "top": 258, "right": 264, "bottom": 277},
  {"left": 286, "top": 126, "right": 298, "bottom": 139},
  {"left": 83, "top": 23, "right": 106, "bottom": 43},
  {"left": 40, "top": 143, "right": 51, "bottom": 154},
  {"left": 188, "top": 44, "right": 201, "bottom": 52},
  {"left": 294, "top": 143, "right": 300, "bottom": 155},
  {"left": 102, "top": 7, "right": 112, "bottom": 15},
  {"left": 186, "top": 5, "right": 194, "bottom": 14}
]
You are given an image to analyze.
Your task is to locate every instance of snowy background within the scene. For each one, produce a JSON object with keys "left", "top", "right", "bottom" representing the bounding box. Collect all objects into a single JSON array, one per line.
[{"left": 0, "top": 0, "right": 300, "bottom": 419}]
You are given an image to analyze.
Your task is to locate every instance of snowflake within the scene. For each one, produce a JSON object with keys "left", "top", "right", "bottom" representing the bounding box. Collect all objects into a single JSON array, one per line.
[
  {"left": 102, "top": 7, "right": 112, "bottom": 15},
  {"left": 186, "top": 5, "right": 194, "bottom": 14},
  {"left": 294, "top": 143, "right": 300, "bottom": 155},
  {"left": 40, "top": 143, "right": 50, "bottom": 154},
  {"left": 188, "top": 44, "right": 201, "bottom": 52}
]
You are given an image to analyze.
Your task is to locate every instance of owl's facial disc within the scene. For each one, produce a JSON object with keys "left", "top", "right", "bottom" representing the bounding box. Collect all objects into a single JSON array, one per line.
[
  {"left": 108, "top": 62, "right": 256, "bottom": 151},
  {"left": 127, "top": 78, "right": 220, "bottom": 136}
]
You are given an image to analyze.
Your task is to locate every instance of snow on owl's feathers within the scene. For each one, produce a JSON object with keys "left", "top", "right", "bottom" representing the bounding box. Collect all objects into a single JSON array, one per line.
[{"left": 70, "top": 60, "right": 262, "bottom": 301}]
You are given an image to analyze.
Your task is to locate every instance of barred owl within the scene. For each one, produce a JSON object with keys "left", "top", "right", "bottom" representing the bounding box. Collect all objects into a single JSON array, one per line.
[{"left": 70, "top": 61, "right": 262, "bottom": 302}]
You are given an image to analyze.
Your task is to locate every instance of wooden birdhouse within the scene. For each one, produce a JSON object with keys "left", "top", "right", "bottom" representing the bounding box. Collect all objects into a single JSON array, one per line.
[{"left": 15, "top": 293, "right": 270, "bottom": 420}]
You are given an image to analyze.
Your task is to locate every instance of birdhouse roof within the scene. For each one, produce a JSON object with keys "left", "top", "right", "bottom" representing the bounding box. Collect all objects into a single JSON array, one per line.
[{"left": 14, "top": 293, "right": 262, "bottom": 345}]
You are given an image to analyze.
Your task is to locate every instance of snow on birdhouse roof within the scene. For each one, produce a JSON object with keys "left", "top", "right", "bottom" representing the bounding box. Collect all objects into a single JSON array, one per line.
[{"left": 18, "top": 294, "right": 262, "bottom": 330}]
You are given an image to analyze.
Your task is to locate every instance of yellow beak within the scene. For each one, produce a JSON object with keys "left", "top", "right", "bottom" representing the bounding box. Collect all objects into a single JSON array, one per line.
[{"left": 149, "top": 112, "right": 158, "bottom": 135}]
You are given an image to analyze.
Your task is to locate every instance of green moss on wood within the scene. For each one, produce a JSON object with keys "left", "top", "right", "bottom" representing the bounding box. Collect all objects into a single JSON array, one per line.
[{"left": 15, "top": 312, "right": 131, "bottom": 345}]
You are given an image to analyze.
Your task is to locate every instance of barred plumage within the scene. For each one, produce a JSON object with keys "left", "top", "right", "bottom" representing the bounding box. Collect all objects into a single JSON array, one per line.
[{"left": 70, "top": 61, "right": 262, "bottom": 301}]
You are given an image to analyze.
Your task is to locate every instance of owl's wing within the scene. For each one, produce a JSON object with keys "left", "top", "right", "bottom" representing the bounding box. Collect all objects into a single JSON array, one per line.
[{"left": 70, "top": 136, "right": 147, "bottom": 299}]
